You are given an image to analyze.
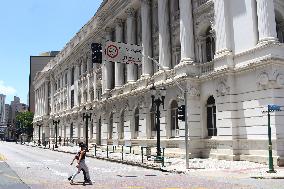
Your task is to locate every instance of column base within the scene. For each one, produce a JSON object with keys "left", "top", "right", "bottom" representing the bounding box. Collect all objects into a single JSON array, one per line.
[{"left": 257, "top": 37, "right": 279, "bottom": 46}]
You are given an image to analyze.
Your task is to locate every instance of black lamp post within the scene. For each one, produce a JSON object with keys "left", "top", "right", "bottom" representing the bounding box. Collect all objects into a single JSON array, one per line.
[
  {"left": 53, "top": 119, "right": 60, "bottom": 148},
  {"left": 150, "top": 85, "right": 166, "bottom": 161},
  {"left": 37, "top": 123, "right": 42, "bottom": 146},
  {"left": 83, "top": 107, "right": 92, "bottom": 151}
]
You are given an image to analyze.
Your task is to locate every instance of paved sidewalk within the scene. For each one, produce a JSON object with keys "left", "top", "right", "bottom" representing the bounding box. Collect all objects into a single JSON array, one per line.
[
  {"left": 23, "top": 142, "right": 284, "bottom": 180},
  {"left": 0, "top": 160, "right": 30, "bottom": 189}
]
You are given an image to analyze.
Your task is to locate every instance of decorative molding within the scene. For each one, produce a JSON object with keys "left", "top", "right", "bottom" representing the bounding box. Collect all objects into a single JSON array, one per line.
[
  {"left": 216, "top": 78, "right": 230, "bottom": 96},
  {"left": 257, "top": 72, "right": 269, "bottom": 86}
]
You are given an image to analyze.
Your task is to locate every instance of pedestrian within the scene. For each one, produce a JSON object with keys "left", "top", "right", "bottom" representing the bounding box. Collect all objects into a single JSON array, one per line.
[
  {"left": 68, "top": 142, "right": 91, "bottom": 184},
  {"left": 58, "top": 136, "right": 62, "bottom": 146}
]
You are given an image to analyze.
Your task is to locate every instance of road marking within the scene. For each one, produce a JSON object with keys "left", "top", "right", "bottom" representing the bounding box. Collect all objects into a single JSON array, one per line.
[
  {"left": 0, "top": 154, "right": 6, "bottom": 161},
  {"left": 3, "top": 173, "right": 18, "bottom": 180}
]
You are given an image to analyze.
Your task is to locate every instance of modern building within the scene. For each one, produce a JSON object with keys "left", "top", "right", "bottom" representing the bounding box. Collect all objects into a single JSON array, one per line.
[
  {"left": 0, "top": 94, "right": 5, "bottom": 126},
  {"left": 29, "top": 51, "right": 59, "bottom": 113},
  {"left": 33, "top": 0, "right": 284, "bottom": 166},
  {"left": 6, "top": 96, "right": 28, "bottom": 139}
]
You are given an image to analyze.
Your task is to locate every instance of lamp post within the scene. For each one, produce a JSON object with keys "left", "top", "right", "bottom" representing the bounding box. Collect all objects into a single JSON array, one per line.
[
  {"left": 265, "top": 104, "right": 281, "bottom": 173},
  {"left": 37, "top": 123, "right": 42, "bottom": 146},
  {"left": 150, "top": 85, "right": 166, "bottom": 161},
  {"left": 147, "top": 56, "right": 189, "bottom": 169},
  {"left": 53, "top": 120, "right": 60, "bottom": 148},
  {"left": 82, "top": 107, "right": 92, "bottom": 151}
]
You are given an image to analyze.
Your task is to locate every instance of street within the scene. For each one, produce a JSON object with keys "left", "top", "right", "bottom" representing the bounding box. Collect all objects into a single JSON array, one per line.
[{"left": 0, "top": 142, "right": 284, "bottom": 189}]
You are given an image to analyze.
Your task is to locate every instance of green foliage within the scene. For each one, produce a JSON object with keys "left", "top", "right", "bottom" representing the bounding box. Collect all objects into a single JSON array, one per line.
[{"left": 16, "top": 111, "right": 34, "bottom": 137}]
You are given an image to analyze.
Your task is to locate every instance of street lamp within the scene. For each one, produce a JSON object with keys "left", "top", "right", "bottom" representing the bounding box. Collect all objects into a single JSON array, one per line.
[
  {"left": 53, "top": 119, "right": 60, "bottom": 148},
  {"left": 150, "top": 84, "right": 166, "bottom": 162},
  {"left": 37, "top": 123, "right": 42, "bottom": 146},
  {"left": 82, "top": 106, "right": 92, "bottom": 151},
  {"left": 264, "top": 104, "right": 281, "bottom": 173}
]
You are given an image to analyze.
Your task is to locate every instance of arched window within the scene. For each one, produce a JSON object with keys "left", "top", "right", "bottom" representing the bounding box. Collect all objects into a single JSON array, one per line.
[
  {"left": 207, "top": 96, "right": 217, "bottom": 137},
  {"left": 205, "top": 27, "right": 215, "bottom": 62},
  {"left": 197, "top": 26, "right": 216, "bottom": 63},
  {"left": 108, "top": 113, "right": 113, "bottom": 139},
  {"left": 119, "top": 111, "right": 124, "bottom": 139},
  {"left": 276, "top": 18, "right": 284, "bottom": 43},
  {"left": 170, "top": 100, "right": 179, "bottom": 137},
  {"left": 134, "top": 107, "right": 139, "bottom": 139},
  {"left": 150, "top": 107, "right": 156, "bottom": 138}
]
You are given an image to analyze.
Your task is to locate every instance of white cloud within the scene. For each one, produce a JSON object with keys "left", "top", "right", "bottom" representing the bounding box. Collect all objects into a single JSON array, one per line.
[{"left": 0, "top": 80, "right": 17, "bottom": 96}]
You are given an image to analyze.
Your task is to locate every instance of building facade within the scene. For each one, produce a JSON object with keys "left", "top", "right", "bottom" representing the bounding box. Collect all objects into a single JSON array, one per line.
[
  {"left": 33, "top": 0, "right": 284, "bottom": 165},
  {"left": 29, "top": 51, "right": 59, "bottom": 113}
]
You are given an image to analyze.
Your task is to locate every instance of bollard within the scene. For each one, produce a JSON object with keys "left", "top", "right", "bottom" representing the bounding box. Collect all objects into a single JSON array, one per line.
[
  {"left": 49, "top": 141, "right": 50, "bottom": 149},
  {"left": 63, "top": 138, "right": 65, "bottom": 146},
  {"left": 141, "top": 147, "right": 144, "bottom": 163},
  {"left": 52, "top": 144, "right": 54, "bottom": 151},
  {"left": 67, "top": 139, "right": 68, "bottom": 146},
  {"left": 162, "top": 148, "right": 165, "bottom": 167},
  {"left": 122, "top": 145, "right": 124, "bottom": 161},
  {"left": 107, "top": 146, "right": 109, "bottom": 158},
  {"left": 94, "top": 144, "right": 97, "bottom": 157},
  {"left": 129, "top": 146, "right": 132, "bottom": 154},
  {"left": 113, "top": 146, "right": 115, "bottom": 153}
]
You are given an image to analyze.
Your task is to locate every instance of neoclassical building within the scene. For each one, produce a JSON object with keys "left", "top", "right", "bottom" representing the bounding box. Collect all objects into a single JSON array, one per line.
[{"left": 33, "top": 0, "right": 284, "bottom": 165}]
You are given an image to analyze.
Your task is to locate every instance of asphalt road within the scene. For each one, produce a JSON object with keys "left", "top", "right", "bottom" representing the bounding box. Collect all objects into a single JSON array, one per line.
[{"left": 1, "top": 142, "right": 284, "bottom": 189}]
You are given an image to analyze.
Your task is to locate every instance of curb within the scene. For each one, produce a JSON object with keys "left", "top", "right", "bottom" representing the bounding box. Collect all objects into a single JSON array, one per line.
[{"left": 22, "top": 143, "right": 174, "bottom": 173}]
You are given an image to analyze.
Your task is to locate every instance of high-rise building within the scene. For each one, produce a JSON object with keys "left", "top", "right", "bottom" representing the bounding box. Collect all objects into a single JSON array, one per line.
[
  {"left": 0, "top": 94, "right": 5, "bottom": 126},
  {"left": 29, "top": 51, "right": 59, "bottom": 113}
]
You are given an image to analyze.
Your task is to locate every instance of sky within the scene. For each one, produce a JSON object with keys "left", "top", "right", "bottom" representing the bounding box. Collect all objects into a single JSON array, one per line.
[{"left": 0, "top": 0, "right": 102, "bottom": 105}]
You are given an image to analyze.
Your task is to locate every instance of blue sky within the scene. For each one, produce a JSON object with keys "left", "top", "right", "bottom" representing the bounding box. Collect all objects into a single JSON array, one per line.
[{"left": 0, "top": 0, "right": 102, "bottom": 104}]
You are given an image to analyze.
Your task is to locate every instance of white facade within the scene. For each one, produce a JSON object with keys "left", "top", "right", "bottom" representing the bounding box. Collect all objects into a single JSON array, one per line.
[
  {"left": 0, "top": 94, "right": 5, "bottom": 126},
  {"left": 33, "top": 0, "right": 284, "bottom": 165}
]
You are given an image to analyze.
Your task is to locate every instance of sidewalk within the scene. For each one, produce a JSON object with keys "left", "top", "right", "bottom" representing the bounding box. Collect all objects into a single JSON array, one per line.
[
  {"left": 0, "top": 160, "right": 30, "bottom": 189},
  {"left": 23, "top": 142, "right": 284, "bottom": 180}
]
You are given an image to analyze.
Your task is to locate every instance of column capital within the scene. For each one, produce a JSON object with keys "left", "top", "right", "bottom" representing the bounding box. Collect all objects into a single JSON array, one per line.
[
  {"left": 141, "top": 0, "right": 151, "bottom": 5},
  {"left": 114, "top": 18, "right": 123, "bottom": 27},
  {"left": 125, "top": 8, "right": 136, "bottom": 17}
]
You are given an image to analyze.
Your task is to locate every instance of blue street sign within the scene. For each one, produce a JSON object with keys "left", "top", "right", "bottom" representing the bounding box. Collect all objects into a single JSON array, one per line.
[{"left": 268, "top": 104, "right": 281, "bottom": 112}]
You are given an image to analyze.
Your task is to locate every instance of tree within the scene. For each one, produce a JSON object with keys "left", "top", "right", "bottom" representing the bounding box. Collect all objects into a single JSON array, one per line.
[{"left": 16, "top": 111, "right": 34, "bottom": 141}]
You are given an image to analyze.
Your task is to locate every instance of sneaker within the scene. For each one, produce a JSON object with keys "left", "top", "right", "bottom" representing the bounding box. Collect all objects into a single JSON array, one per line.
[{"left": 68, "top": 176, "right": 72, "bottom": 181}]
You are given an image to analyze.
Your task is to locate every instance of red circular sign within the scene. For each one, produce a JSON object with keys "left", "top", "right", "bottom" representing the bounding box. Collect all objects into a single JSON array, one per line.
[{"left": 106, "top": 44, "right": 119, "bottom": 59}]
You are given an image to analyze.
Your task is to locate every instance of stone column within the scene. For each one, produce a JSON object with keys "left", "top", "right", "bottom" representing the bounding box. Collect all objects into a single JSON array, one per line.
[
  {"left": 141, "top": 0, "right": 153, "bottom": 77},
  {"left": 103, "top": 27, "right": 114, "bottom": 93},
  {"left": 256, "top": 0, "right": 278, "bottom": 43},
  {"left": 179, "top": 0, "right": 195, "bottom": 63},
  {"left": 115, "top": 18, "right": 125, "bottom": 88},
  {"left": 214, "top": 0, "right": 232, "bottom": 56},
  {"left": 35, "top": 90, "right": 38, "bottom": 116},
  {"left": 74, "top": 64, "right": 80, "bottom": 106},
  {"left": 87, "top": 57, "right": 92, "bottom": 102},
  {"left": 93, "top": 69, "right": 97, "bottom": 100},
  {"left": 50, "top": 79, "right": 54, "bottom": 114},
  {"left": 126, "top": 8, "right": 138, "bottom": 82},
  {"left": 44, "top": 81, "right": 49, "bottom": 115},
  {"left": 67, "top": 68, "right": 72, "bottom": 109},
  {"left": 158, "top": 0, "right": 171, "bottom": 69}
]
